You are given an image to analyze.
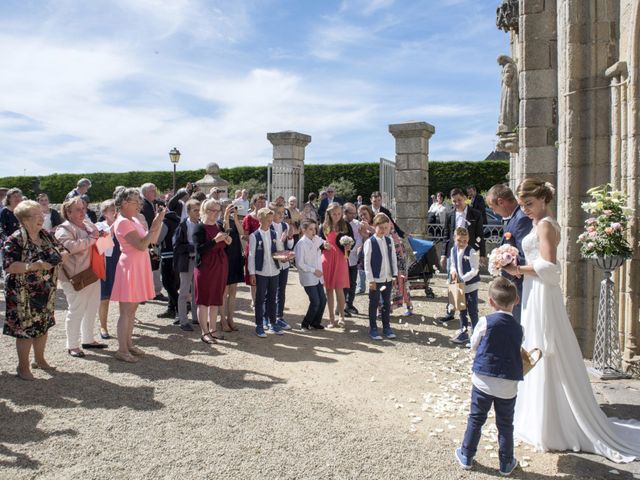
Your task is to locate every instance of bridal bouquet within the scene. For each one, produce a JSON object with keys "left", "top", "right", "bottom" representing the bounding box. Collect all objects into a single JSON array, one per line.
[
  {"left": 488, "top": 245, "right": 520, "bottom": 276},
  {"left": 339, "top": 235, "right": 355, "bottom": 258},
  {"left": 578, "top": 184, "right": 633, "bottom": 259}
]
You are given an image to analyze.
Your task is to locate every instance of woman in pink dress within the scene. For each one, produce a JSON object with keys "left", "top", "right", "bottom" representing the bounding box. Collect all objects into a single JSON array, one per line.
[
  {"left": 193, "top": 199, "right": 231, "bottom": 345},
  {"left": 242, "top": 193, "right": 266, "bottom": 307},
  {"left": 111, "top": 188, "right": 165, "bottom": 363},
  {"left": 320, "top": 202, "right": 352, "bottom": 328}
]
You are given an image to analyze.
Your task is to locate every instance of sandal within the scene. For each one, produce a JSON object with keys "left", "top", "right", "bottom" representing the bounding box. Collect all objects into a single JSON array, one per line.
[
  {"left": 31, "top": 362, "right": 57, "bottom": 371},
  {"left": 210, "top": 330, "right": 225, "bottom": 340},
  {"left": 16, "top": 367, "right": 35, "bottom": 381},
  {"left": 128, "top": 346, "right": 145, "bottom": 356},
  {"left": 326, "top": 321, "right": 336, "bottom": 329},
  {"left": 201, "top": 333, "right": 216, "bottom": 345},
  {"left": 228, "top": 322, "right": 239, "bottom": 332},
  {"left": 338, "top": 318, "right": 346, "bottom": 328},
  {"left": 115, "top": 351, "right": 139, "bottom": 363}
]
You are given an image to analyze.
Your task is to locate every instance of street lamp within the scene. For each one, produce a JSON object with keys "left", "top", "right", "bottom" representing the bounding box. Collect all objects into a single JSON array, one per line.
[{"left": 169, "top": 147, "right": 181, "bottom": 193}]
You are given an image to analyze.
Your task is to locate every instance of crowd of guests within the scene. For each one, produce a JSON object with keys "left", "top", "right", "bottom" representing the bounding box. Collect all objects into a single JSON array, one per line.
[
  {"left": 0, "top": 177, "right": 497, "bottom": 378},
  {"left": 0, "top": 177, "right": 422, "bottom": 378}
]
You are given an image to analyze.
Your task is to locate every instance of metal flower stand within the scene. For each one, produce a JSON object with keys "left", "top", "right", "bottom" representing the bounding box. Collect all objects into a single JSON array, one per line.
[{"left": 588, "top": 256, "right": 631, "bottom": 379}]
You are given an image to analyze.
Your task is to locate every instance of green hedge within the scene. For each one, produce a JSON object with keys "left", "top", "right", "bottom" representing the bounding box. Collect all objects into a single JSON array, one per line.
[{"left": 0, "top": 161, "right": 508, "bottom": 203}]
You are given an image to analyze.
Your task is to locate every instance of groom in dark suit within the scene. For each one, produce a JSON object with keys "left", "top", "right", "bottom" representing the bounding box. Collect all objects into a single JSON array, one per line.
[{"left": 486, "top": 183, "right": 533, "bottom": 324}]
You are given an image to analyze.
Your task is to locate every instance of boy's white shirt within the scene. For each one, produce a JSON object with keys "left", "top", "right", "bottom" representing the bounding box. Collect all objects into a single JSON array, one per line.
[
  {"left": 363, "top": 234, "right": 398, "bottom": 283},
  {"left": 449, "top": 244, "right": 480, "bottom": 293},
  {"left": 470, "top": 311, "right": 523, "bottom": 400},
  {"left": 248, "top": 227, "right": 280, "bottom": 277},
  {"left": 294, "top": 234, "right": 325, "bottom": 286},
  {"left": 271, "top": 221, "right": 293, "bottom": 270}
]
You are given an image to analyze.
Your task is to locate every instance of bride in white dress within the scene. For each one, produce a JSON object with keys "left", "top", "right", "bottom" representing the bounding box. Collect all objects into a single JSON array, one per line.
[{"left": 504, "top": 179, "right": 640, "bottom": 463}]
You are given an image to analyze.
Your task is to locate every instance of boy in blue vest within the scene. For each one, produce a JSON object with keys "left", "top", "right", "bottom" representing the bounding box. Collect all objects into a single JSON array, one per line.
[
  {"left": 455, "top": 277, "right": 522, "bottom": 476},
  {"left": 363, "top": 213, "right": 398, "bottom": 340},
  {"left": 449, "top": 227, "right": 480, "bottom": 345},
  {"left": 270, "top": 203, "right": 294, "bottom": 331},
  {"left": 248, "top": 207, "right": 284, "bottom": 338}
]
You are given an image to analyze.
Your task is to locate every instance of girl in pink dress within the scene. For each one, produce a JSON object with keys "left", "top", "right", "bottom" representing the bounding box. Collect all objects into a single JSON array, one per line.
[
  {"left": 193, "top": 199, "right": 231, "bottom": 345},
  {"left": 111, "top": 188, "right": 165, "bottom": 363},
  {"left": 320, "top": 202, "right": 352, "bottom": 328},
  {"left": 242, "top": 193, "right": 266, "bottom": 307}
]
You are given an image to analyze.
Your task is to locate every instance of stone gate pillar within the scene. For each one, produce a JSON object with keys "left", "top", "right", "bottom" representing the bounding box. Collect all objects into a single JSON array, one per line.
[
  {"left": 388, "top": 121, "right": 435, "bottom": 238},
  {"left": 267, "top": 131, "right": 311, "bottom": 203}
]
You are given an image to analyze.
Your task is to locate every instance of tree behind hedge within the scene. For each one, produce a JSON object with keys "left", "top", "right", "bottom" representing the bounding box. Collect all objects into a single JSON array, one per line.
[{"left": 0, "top": 160, "right": 508, "bottom": 203}]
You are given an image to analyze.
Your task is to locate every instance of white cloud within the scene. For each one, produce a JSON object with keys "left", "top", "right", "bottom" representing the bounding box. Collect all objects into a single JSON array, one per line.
[{"left": 396, "top": 103, "right": 490, "bottom": 119}]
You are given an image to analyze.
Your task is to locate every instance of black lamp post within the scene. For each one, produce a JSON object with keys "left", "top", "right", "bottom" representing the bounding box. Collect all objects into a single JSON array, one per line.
[{"left": 169, "top": 147, "right": 181, "bottom": 193}]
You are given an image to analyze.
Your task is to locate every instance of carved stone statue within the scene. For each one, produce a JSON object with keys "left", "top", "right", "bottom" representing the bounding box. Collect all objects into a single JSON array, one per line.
[
  {"left": 496, "top": 0, "right": 519, "bottom": 34},
  {"left": 497, "top": 55, "right": 519, "bottom": 134}
]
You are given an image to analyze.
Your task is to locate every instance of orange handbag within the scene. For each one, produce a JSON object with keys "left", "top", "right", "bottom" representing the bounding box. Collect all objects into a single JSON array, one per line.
[{"left": 91, "top": 244, "right": 106, "bottom": 281}]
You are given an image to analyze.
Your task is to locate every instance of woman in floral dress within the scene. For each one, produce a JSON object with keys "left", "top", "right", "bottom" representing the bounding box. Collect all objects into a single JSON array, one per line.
[{"left": 3, "top": 200, "right": 67, "bottom": 380}]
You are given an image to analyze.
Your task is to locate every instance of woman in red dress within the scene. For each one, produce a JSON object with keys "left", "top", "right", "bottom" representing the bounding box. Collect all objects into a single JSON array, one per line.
[
  {"left": 193, "top": 199, "right": 231, "bottom": 345},
  {"left": 242, "top": 193, "right": 266, "bottom": 307},
  {"left": 320, "top": 202, "right": 352, "bottom": 328}
]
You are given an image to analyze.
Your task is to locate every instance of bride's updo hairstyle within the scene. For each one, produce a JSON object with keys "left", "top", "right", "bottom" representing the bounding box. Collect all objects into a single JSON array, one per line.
[{"left": 516, "top": 178, "right": 555, "bottom": 204}]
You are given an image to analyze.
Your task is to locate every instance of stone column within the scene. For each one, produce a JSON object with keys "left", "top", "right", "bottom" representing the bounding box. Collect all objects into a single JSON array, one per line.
[
  {"left": 266, "top": 131, "right": 311, "bottom": 203},
  {"left": 556, "top": 0, "right": 618, "bottom": 355},
  {"left": 388, "top": 122, "right": 435, "bottom": 238},
  {"left": 517, "top": 0, "right": 559, "bottom": 188}
]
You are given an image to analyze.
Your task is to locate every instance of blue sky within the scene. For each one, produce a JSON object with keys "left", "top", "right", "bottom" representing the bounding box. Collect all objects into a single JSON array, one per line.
[{"left": 0, "top": 0, "right": 509, "bottom": 176}]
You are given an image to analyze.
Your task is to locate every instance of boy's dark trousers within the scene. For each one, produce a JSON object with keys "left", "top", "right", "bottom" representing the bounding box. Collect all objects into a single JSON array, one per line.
[
  {"left": 161, "top": 258, "right": 179, "bottom": 312},
  {"left": 461, "top": 385, "right": 516, "bottom": 465},
  {"left": 460, "top": 290, "right": 479, "bottom": 331},
  {"left": 303, "top": 282, "right": 327, "bottom": 327},
  {"left": 275, "top": 267, "right": 289, "bottom": 320},
  {"left": 344, "top": 264, "right": 358, "bottom": 309},
  {"left": 255, "top": 274, "right": 278, "bottom": 327},
  {"left": 368, "top": 281, "right": 391, "bottom": 331}
]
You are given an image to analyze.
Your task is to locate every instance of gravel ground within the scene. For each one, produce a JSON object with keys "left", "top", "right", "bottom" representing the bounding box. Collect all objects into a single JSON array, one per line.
[{"left": 1, "top": 273, "right": 639, "bottom": 479}]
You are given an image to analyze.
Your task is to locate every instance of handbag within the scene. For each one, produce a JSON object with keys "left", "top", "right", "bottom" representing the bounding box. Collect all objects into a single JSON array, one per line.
[
  {"left": 448, "top": 281, "right": 467, "bottom": 311},
  {"left": 521, "top": 347, "right": 542, "bottom": 375},
  {"left": 62, "top": 264, "right": 99, "bottom": 291},
  {"left": 91, "top": 244, "right": 106, "bottom": 280},
  {"left": 58, "top": 224, "right": 101, "bottom": 291}
]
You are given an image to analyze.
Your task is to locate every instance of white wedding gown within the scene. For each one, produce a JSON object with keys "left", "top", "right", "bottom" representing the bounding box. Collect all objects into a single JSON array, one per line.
[{"left": 514, "top": 217, "right": 640, "bottom": 463}]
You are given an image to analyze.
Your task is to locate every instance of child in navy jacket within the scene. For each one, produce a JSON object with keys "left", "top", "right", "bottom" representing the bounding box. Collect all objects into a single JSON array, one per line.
[
  {"left": 455, "top": 277, "right": 523, "bottom": 476},
  {"left": 449, "top": 227, "right": 480, "bottom": 345},
  {"left": 363, "top": 213, "right": 398, "bottom": 340}
]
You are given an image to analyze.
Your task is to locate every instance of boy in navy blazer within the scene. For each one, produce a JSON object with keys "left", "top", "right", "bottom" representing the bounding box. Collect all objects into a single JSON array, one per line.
[
  {"left": 270, "top": 203, "right": 294, "bottom": 331},
  {"left": 248, "top": 207, "right": 283, "bottom": 338},
  {"left": 455, "top": 277, "right": 522, "bottom": 476},
  {"left": 363, "top": 213, "right": 398, "bottom": 340},
  {"left": 486, "top": 184, "right": 533, "bottom": 323},
  {"left": 448, "top": 227, "right": 480, "bottom": 345}
]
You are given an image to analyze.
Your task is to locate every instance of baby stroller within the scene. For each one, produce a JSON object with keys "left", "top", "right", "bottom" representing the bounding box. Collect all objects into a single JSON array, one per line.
[{"left": 407, "top": 236, "right": 439, "bottom": 299}]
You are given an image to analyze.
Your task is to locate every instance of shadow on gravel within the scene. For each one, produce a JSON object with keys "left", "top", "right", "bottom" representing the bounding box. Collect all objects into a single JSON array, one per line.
[
  {"left": 0, "top": 370, "right": 162, "bottom": 411},
  {"left": 601, "top": 403, "right": 640, "bottom": 421},
  {"left": 85, "top": 351, "right": 284, "bottom": 390},
  {"left": 557, "top": 454, "right": 636, "bottom": 479},
  {"left": 0, "top": 401, "right": 77, "bottom": 470}
]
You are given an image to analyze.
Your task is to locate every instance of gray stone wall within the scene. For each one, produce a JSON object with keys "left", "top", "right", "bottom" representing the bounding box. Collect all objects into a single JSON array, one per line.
[{"left": 517, "top": 0, "right": 558, "bottom": 189}]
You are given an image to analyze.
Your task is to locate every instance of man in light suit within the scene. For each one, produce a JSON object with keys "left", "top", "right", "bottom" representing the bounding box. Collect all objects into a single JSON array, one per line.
[
  {"left": 486, "top": 183, "right": 533, "bottom": 324},
  {"left": 317, "top": 185, "right": 343, "bottom": 223},
  {"left": 437, "top": 188, "right": 485, "bottom": 324}
]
